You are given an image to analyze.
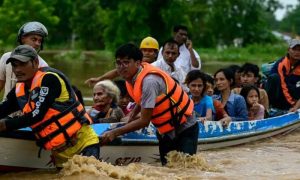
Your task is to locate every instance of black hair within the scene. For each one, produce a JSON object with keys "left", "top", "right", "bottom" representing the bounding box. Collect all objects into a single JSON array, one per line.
[
  {"left": 240, "top": 84, "right": 260, "bottom": 108},
  {"left": 239, "top": 63, "right": 259, "bottom": 77},
  {"left": 214, "top": 68, "right": 235, "bottom": 87},
  {"left": 185, "top": 70, "right": 207, "bottom": 97},
  {"left": 205, "top": 74, "right": 214, "bottom": 85},
  {"left": 173, "top": 25, "right": 188, "bottom": 33},
  {"left": 115, "top": 43, "right": 143, "bottom": 61},
  {"left": 228, "top": 65, "right": 241, "bottom": 74},
  {"left": 114, "top": 79, "right": 128, "bottom": 97},
  {"left": 162, "top": 39, "right": 179, "bottom": 52}
]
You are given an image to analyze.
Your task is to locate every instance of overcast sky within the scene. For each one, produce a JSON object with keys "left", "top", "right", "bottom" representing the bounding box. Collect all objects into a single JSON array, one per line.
[{"left": 275, "top": 0, "right": 298, "bottom": 20}]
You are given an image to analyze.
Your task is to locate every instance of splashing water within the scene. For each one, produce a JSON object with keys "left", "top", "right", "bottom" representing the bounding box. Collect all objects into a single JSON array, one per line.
[{"left": 166, "top": 151, "right": 219, "bottom": 172}]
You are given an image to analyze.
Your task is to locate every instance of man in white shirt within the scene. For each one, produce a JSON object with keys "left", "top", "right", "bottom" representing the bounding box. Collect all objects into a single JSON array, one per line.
[
  {"left": 0, "top": 21, "right": 48, "bottom": 99},
  {"left": 157, "top": 25, "right": 201, "bottom": 74},
  {"left": 152, "top": 39, "right": 188, "bottom": 92}
]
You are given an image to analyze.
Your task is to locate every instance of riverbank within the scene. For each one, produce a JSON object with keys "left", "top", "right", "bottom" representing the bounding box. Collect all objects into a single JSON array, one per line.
[{"left": 35, "top": 42, "right": 287, "bottom": 63}]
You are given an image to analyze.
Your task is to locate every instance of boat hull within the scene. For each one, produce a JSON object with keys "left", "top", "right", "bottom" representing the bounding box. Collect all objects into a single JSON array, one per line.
[{"left": 0, "top": 111, "right": 300, "bottom": 170}]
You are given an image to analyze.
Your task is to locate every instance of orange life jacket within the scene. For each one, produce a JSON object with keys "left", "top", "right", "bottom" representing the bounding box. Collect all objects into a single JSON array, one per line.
[
  {"left": 277, "top": 56, "right": 300, "bottom": 105},
  {"left": 126, "top": 63, "right": 194, "bottom": 134},
  {"left": 15, "top": 67, "right": 92, "bottom": 150}
]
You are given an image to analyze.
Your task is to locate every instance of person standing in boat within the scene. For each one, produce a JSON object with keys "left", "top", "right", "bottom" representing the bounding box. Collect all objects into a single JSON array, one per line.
[
  {"left": 101, "top": 43, "right": 199, "bottom": 165},
  {"left": 152, "top": 39, "right": 188, "bottom": 92},
  {"left": 157, "top": 25, "right": 201, "bottom": 74},
  {"left": 0, "top": 45, "right": 99, "bottom": 168},
  {"left": 85, "top": 36, "right": 159, "bottom": 86},
  {"left": 0, "top": 22, "right": 49, "bottom": 100}
]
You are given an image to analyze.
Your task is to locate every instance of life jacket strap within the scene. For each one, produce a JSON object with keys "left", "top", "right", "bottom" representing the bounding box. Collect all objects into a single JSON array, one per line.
[{"left": 32, "top": 101, "right": 80, "bottom": 133}]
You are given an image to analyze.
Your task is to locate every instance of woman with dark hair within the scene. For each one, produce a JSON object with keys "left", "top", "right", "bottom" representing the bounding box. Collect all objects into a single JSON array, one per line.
[
  {"left": 213, "top": 68, "right": 248, "bottom": 121},
  {"left": 240, "top": 85, "right": 265, "bottom": 120},
  {"left": 185, "top": 70, "right": 215, "bottom": 122}
]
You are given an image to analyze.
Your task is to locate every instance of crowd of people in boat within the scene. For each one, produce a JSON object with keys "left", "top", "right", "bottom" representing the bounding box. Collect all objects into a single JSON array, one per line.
[
  {"left": 85, "top": 25, "right": 300, "bottom": 126},
  {"left": 0, "top": 21, "right": 299, "bottom": 168}
]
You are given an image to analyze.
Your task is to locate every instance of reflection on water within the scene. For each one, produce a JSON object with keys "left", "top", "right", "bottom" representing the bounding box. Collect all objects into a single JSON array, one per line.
[{"left": 2, "top": 128, "right": 300, "bottom": 179}]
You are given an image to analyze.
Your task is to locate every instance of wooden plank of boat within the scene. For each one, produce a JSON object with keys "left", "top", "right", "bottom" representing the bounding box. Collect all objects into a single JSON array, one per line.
[{"left": 0, "top": 111, "right": 299, "bottom": 170}]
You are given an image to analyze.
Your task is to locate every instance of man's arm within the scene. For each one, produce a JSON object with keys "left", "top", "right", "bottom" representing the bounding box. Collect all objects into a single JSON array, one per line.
[
  {"left": 0, "top": 80, "right": 5, "bottom": 93},
  {"left": 186, "top": 40, "right": 200, "bottom": 68},
  {"left": 101, "top": 108, "right": 152, "bottom": 143},
  {"left": 0, "top": 53, "right": 8, "bottom": 93},
  {"left": 85, "top": 69, "right": 119, "bottom": 86},
  {"left": 0, "top": 87, "right": 20, "bottom": 119}
]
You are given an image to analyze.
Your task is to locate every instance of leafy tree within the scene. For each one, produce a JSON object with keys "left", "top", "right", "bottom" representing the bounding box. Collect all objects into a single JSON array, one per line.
[
  {"left": 49, "top": 0, "right": 73, "bottom": 47},
  {"left": 203, "top": 0, "right": 277, "bottom": 47},
  {"left": 0, "top": 0, "right": 59, "bottom": 47},
  {"left": 101, "top": 0, "right": 193, "bottom": 50},
  {"left": 279, "top": 2, "right": 300, "bottom": 36},
  {"left": 71, "top": 0, "right": 106, "bottom": 50}
]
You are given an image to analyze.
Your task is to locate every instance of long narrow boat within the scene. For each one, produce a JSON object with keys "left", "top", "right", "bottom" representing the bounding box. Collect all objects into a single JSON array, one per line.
[{"left": 0, "top": 111, "right": 300, "bottom": 170}]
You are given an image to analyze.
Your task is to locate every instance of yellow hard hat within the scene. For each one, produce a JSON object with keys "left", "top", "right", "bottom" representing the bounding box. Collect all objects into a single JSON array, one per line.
[{"left": 140, "top": 36, "right": 159, "bottom": 50}]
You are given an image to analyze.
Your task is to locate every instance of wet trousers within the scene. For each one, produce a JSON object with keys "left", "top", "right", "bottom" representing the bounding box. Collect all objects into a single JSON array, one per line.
[{"left": 156, "top": 123, "right": 199, "bottom": 165}]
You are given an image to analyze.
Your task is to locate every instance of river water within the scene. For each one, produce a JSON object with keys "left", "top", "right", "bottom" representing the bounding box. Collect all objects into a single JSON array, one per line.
[
  {"left": 1, "top": 52, "right": 299, "bottom": 179},
  {"left": 1, "top": 128, "right": 300, "bottom": 179}
]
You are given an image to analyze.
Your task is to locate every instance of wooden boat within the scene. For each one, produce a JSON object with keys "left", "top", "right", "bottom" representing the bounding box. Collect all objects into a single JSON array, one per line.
[{"left": 0, "top": 111, "right": 300, "bottom": 170}]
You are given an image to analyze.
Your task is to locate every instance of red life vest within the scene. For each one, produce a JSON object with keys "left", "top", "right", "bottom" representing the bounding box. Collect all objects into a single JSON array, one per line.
[
  {"left": 126, "top": 63, "right": 194, "bottom": 134},
  {"left": 15, "top": 67, "right": 92, "bottom": 150}
]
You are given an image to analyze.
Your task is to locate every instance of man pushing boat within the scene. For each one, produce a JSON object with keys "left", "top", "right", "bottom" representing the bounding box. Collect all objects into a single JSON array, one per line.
[
  {"left": 101, "top": 43, "right": 199, "bottom": 165},
  {"left": 0, "top": 45, "right": 99, "bottom": 168}
]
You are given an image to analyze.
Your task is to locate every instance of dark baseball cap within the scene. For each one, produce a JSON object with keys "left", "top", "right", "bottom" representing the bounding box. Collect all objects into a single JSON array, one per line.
[{"left": 6, "top": 45, "right": 37, "bottom": 64}]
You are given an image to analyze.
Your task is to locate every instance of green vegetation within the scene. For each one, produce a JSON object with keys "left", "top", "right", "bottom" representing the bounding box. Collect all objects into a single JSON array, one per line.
[
  {"left": 0, "top": 0, "right": 290, "bottom": 51},
  {"left": 200, "top": 43, "right": 287, "bottom": 63},
  {"left": 39, "top": 42, "right": 287, "bottom": 65}
]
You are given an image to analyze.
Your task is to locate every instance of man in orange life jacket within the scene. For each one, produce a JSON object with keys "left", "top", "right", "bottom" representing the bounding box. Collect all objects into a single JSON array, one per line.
[
  {"left": 0, "top": 45, "right": 99, "bottom": 168},
  {"left": 101, "top": 43, "right": 199, "bottom": 165},
  {"left": 265, "top": 39, "right": 300, "bottom": 111}
]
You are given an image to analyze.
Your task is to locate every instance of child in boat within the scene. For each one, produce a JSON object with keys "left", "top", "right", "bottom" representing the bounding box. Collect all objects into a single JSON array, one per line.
[
  {"left": 240, "top": 85, "right": 265, "bottom": 120},
  {"left": 114, "top": 79, "right": 134, "bottom": 115},
  {"left": 88, "top": 80, "right": 124, "bottom": 123},
  {"left": 185, "top": 70, "right": 215, "bottom": 122}
]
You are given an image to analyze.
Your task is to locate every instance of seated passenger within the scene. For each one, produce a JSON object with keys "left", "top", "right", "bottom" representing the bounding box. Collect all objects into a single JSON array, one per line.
[
  {"left": 114, "top": 79, "right": 133, "bottom": 115},
  {"left": 206, "top": 74, "right": 230, "bottom": 121},
  {"left": 228, "top": 64, "right": 242, "bottom": 88},
  {"left": 265, "top": 39, "right": 300, "bottom": 110},
  {"left": 88, "top": 80, "right": 124, "bottom": 123},
  {"left": 232, "top": 63, "right": 269, "bottom": 112},
  {"left": 240, "top": 85, "right": 265, "bottom": 120},
  {"left": 213, "top": 68, "right": 248, "bottom": 121},
  {"left": 185, "top": 70, "right": 215, "bottom": 122}
]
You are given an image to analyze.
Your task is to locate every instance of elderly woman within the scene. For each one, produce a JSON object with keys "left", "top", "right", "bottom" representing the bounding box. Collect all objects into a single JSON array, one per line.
[{"left": 88, "top": 80, "right": 124, "bottom": 123}]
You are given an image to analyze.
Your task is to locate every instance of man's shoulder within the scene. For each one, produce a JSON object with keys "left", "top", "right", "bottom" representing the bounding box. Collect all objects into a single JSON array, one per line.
[
  {"left": 151, "top": 58, "right": 163, "bottom": 67},
  {"left": 37, "top": 55, "right": 48, "bottom": 67},
  {"left": 0, "top": 52, "right": 12, "bottom": 62},
  {"left": 232, "top": 87, "right": 241, "bottom": 94}
]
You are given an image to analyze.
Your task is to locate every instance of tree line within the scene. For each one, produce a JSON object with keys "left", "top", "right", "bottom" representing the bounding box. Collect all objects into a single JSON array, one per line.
[{"left": 0, "top": 0, "right": 296, "bottom": 50}]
